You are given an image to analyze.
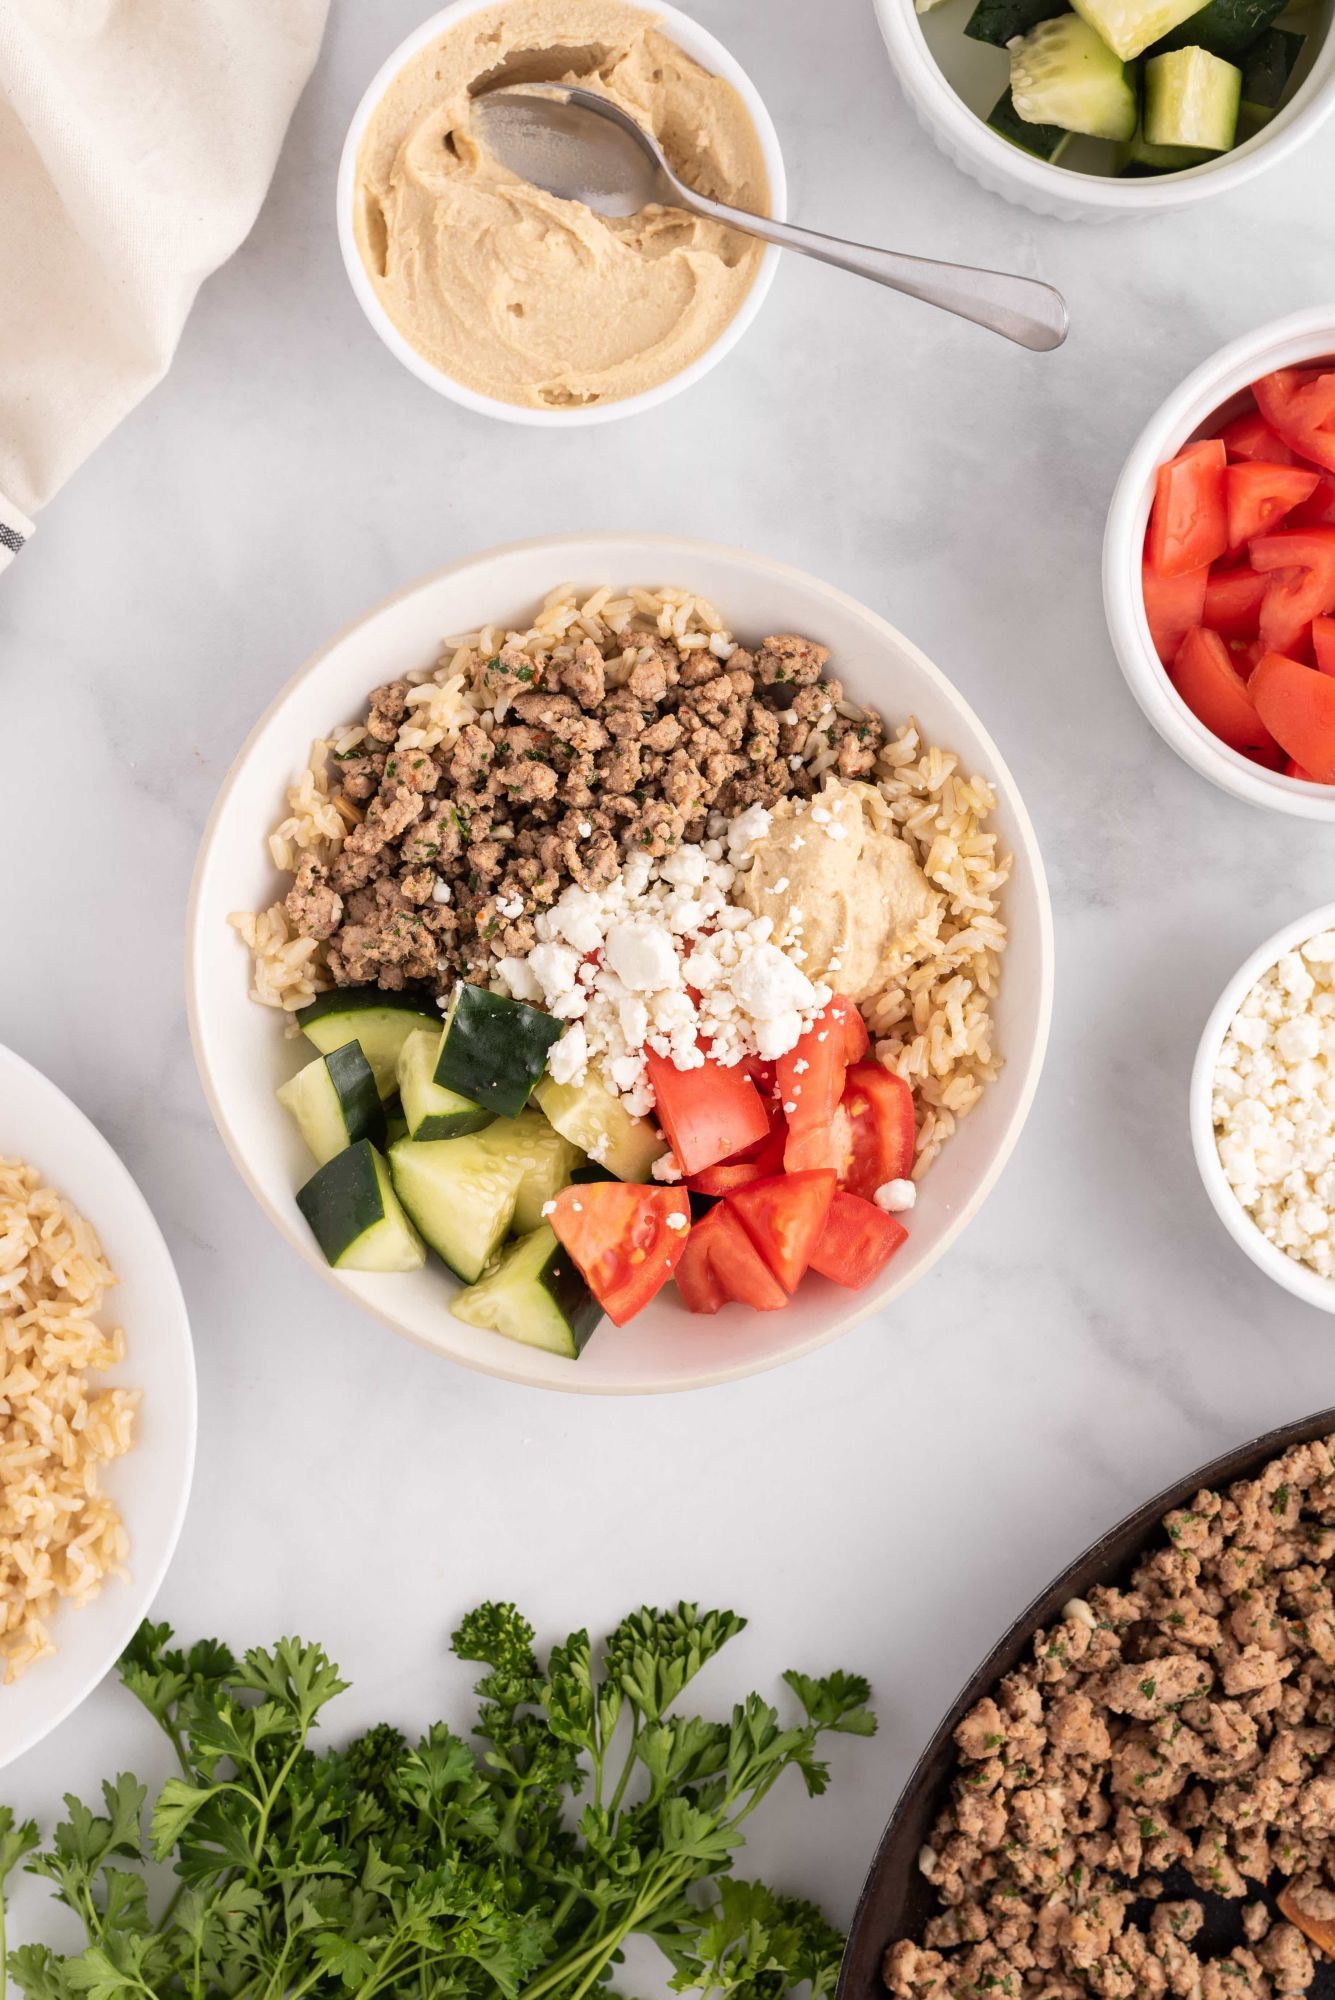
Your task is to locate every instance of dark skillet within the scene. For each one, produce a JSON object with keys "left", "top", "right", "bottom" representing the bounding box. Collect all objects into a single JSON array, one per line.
[{"left": 838, "top": 1407, "right": 1335, "bottom": 2000}]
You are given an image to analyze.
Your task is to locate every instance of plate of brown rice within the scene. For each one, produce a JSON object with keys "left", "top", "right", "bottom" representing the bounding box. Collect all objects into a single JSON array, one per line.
[
  {"left": 187, "top": 534, "right": 1054, "bottom": 1393},
  {"left": 0, "top": 1044, "right": 196, "bottom": 1768}
]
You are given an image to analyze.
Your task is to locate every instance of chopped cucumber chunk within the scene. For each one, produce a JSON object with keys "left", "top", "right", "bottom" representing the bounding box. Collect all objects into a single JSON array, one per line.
[
  {"left": 296, "top": 1141, "right": 424, "bottom": 1272},
  {"left": 297, "top": 989, "right": 439, "bottom": 1099},
  {"left": 1145, "top": 44, "right": 1242, "bottom": 146},
  {"left": 388, "top": 1132, "right": 524, "bottom": 1283},
  {"left": 434, "top": 982, "right": 562, "bottom": 1119},
  {"left": 1151, "top": 0, "right": 1285, "bottom": 56},
  {"left": 1072, "top": 0, "right": 1204, "bottom": 58},
  {"left": 1010, "top": 14, "right": 1137, "bottom": 136},
  {"left": 988, "top": 84, "right": 1074, "bottom": 155},
  {"left": 966, "top": 0, "right": 1066, "bottom": 41},
  {"left": 1116, "top": 110, "right": 1211, "bottom": 165},
  {"left": 396, "top": 1028, "right": 491, "bottom": 1141},
  {"left": 533, "top": 1070, "right": 667, "bottom": 1183},
  {"left": 451, "top": 1224, "right": 602, "bottom": 1359},
  {"left": 1239, "top": 24, "right": 1304, "bottom": 123},
  {"left": 481, "top": 1111, "right": 583, "bottom": 1235},
  {"left": 277, "top": 1041, "right": 386, "bottom": 1167}
]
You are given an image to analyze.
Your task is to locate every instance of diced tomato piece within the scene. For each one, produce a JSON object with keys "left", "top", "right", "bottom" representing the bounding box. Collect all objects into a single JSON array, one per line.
[
  {"left": 1169, "top": 628, "right": 1278, "bottom": 758},
  {"left": 725, "top": 1169, "right": 836, "bottom": 1294},
  {"left": 1250, "top": 528, "right": 1335, "bottom": 655},
  {"left": 1225, "top": 463, "right": 1319, "bottom": 548},
  {"left": 688, "top": 1099, "right": 786, "bottom": 1195},
  {"left": 1314, "top": 616, "right": 1335, "bottom": 676},
  {"left": 1203, "top": 567, "right": 1269, "bottom": 642},
  {"left": 1143, "top": 559, "right": 1208, "bottom": 664},
  {"left": 549, "top": 1183, "right": 690, "bottom": 1327},
  {"left": 835, "top": 999, "right": 870, "bottom": 1064},
  {"left": 644, "top": 1051, "right": 769, "bottom": 1178},
  {"left": 808, "top": 1192, "right": 908, "bottom": 1289},
  {"left": 1219, "top": 408, "right": 1296, "bottom": 464},
  {"left": 777, "top": 1002, "right": 851, "bottom": 1173},
  {"left": 1284, "top": 758, "right": 1324, "bottom": 782},
  {"left": 1290, "top": 474, "right": 1335, "bottom": 529},
  {"left": 1250, "top": 652, "right": 1335, "bottom": 783},
  {"left": 1254, "top": 368, "right": 1335, "bottom": 475},
  {"left": 1147, "top": 440, "right": 1229, "bottom": 577},
  {"left": 673, "top": 1204, "right": 788, "bottom": 1315},
  {"left": 838, "top": 1063, "right": 916, "bottom": 1202}
]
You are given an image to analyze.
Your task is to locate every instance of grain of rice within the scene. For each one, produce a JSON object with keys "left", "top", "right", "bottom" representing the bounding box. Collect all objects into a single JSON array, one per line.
[{"left": 0, "top": 1160, "right": 139, "bottom": 1683}]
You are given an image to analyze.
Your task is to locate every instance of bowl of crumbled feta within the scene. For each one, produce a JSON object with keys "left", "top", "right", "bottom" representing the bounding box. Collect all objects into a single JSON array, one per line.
[
  {"left": 188, "top": 535, "right": 1053, "bottom": 1392},
  {"left": 1193, "top": 901, "right": 1335, "bottom": 1312}
]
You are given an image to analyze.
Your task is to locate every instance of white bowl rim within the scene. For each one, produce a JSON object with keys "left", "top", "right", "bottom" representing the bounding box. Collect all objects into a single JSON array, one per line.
[
  {"left": 185, "top": 531, "right": 1055, "bottom": 1396},
  {"left": 1190, "top": 898, "right": 1335, "bottom": 1314},
  {"left": 0, "top": 1044, "right": 198, "bottom": 1767},
  {"left": 1104, "top": 304, "right": 1335, "bottom": 821},
  {"left": 334, "top": 0, "right": 788, "bottom": 427},
  {"left": 872, "top": 0, "right": 1335, "bottom": 213}
]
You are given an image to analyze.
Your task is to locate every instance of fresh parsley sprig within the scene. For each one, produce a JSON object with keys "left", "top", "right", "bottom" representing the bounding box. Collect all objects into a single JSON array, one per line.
[{"left": 2, "top": 1605, "right": 873, "bottom": 2000}]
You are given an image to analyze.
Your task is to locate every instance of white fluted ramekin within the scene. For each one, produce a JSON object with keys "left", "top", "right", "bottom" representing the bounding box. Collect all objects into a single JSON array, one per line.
[
  {"left": 871, "top": 0, "right": 1335, "bottom": 221},
  {"left": 336, "top": 0, "right": 786, "bottom": 425}
]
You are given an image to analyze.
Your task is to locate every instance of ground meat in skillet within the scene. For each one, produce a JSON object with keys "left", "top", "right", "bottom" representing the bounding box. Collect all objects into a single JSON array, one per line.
[
  {"left": 884, "top": 1434, "right": 1335, "bottom": 2000},
  {"left": 288, "top": 629, "right": 885, "bottom": 992}
]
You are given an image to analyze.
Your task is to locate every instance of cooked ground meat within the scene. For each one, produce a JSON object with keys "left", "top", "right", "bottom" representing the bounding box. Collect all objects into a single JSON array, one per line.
[
  {"left": 292, "top": 628, "right": 884, "bottom": 990},
  {"left": 885, "top": 1435, "right": 1335, "bottom": 2000}
]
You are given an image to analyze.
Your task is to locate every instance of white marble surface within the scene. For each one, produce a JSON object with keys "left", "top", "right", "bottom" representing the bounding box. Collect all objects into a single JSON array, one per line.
[{"left": 3, "top": 0, "right": 1335, "bottom": 1962}]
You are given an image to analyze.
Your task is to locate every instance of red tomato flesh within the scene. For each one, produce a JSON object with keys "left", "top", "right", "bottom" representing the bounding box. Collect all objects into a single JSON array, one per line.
[
  {"left": 1250, "top": 652, "right": 1335, "bottom": 783},
  {"left": 1250, "top": 528, "right": 1335, "bottom": 655},
  {"left": 1220, "top": 408, "right": 1295, "bottom": 464},
  {"left": 1203, "top": 567, "right": 1269, "bottom": 642},
  {"left": 1314, "top": 616, "right": 1335, "bottom": 676},
  {"left": 1254, "top": 368, "right": 1335, "bottom": 475},
  {"left": 777, "top": 1001, "right": 851, "bottom": 1173},
  {"left": 808, "top": 1192, "right": 908, "bottom": 1289},
  {"left": 1284, "top": 758, "right": 1323, "bottom": 781},
  {"left": 1291, "top": 475, "right": 1335, "bottom": 530},
  {"left": 836, "top": 1000, "right": 870, "bottom": 1064},
  {"left": 1143, "top": 559, "right": 1208, "bottom": 664},
  {"left": 1170, "top": 628, "right": 1277, "bottom": 757},
  {"left": 1147, "top": 440, "right": 1229, "bottom": 577},
  {"left": 549, "top": 1183, "right": 690, "bottom": 1327},
  {"left": 1225, "top": 463, "right": 1319, "bottom": 549},
  {"left": 726, "top": 1169, "right": 836, "bottom": 1294},
  {"left": 644, "top": 1050, "right": 769, "bottom": 1177},
  {"left": 673, "top": 1204, "right": 788, "bottom": 1315},
  {"left": 839, "top": 1062, "right": 916, "bottom": 1202}
]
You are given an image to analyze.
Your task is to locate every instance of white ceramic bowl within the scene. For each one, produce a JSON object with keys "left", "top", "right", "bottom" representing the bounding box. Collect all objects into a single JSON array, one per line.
[
  {"left": 187, "top": 534, "right": 1054, "bottom": 1395},
  {"left": 872, "top": 0, "right": 1335, "bottom": 220},
  {"left": 336, "top": 1, "right": 786, "bottom": 426},
  {"left": 0, "top": 1045, "right": 197, "bottom": 1768},
  {"left": 1191, "top": 901, "right": 1335, "bottom": 1313},
  {"left": 1105, "top": 305, "right": 1335, "bottom": 820}
]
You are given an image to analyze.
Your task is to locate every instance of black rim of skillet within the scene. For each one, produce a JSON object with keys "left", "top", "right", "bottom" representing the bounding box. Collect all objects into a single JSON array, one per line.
[{"left": 837, "top": 1405, "right": 1335, "bottom": 2000}]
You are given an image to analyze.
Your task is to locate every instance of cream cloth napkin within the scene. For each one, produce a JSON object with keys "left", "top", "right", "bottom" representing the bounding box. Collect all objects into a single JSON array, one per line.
[{"left": 0, "top": 0, "right": 329, "bottom": 574}]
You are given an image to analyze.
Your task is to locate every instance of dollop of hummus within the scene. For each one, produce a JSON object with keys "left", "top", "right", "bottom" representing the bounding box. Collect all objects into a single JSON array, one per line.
[
  {"left": 353, "top": 0, "right": 768, "bottom": 409},
  {"left": 736, "top": 780, "right": 942, "bottom": 1004}
]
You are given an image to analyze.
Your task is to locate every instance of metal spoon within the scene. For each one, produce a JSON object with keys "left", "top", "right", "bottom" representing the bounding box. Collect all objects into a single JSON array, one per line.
[{"left": 471, "top": 83, "right": 1068, "bottom": 354}]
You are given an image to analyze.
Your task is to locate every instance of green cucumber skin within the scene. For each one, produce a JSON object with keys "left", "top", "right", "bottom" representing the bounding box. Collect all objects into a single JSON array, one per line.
[
  {"left": 451, "top": 1225, "right": 602, "bottom": 1358},
  {"left": 297, "top": 989, "right": 440, "bottom": 1098},
  {"left": 987, "top": 85, "right": 1072, "bottom": 156},
  {"left": 434, "top": 983, "right": 562, "bottom": 1118},
  {"left": 296, "top": 986, "right": 438, "bottom": 1027},
  {"left": 323, "top": 1044, "right": 388, "bottom": 1151},
  {"left": 1152, "top": 0, "right": 1285, "bottom": 57},
  {"left": 396, "top": 1027, "right": 492, "bottom": 1141},
  {"left": 295, "top": 1141, "right": 423, "bottom": 1271},
  {"left": 1239, "top": 24, "right": 1303, "bottom": 113},
  {"left": 966, "top": 0, "right": 1066, "bottom": 45}
]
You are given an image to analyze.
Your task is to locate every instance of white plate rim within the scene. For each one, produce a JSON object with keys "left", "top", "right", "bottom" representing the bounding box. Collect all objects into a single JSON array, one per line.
[
  {"left": 186, "top": 532, "right": 1055, "bottom": 1395},
  {"left": 0, "top": 1044, "right": 198, "bottom": 1768}
]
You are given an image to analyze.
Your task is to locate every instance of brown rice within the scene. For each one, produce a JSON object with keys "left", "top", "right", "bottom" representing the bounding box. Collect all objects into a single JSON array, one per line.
[
  {"left": 0, "top": 1160, "right": 138, "bottom": 1682},
  {"left": 232, "top": 584, "right": 1009, "bottom": 1176}
]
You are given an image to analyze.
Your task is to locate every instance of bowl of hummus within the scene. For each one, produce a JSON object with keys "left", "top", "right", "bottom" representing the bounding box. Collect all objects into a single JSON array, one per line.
[{"left": 337, "top": 0, "right": 786, "bottom": 424}]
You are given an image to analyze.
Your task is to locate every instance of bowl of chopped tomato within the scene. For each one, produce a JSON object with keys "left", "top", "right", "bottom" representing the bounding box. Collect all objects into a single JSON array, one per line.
[{"left": 1106, "top": 304, "right": 1335, "bottom": 819}]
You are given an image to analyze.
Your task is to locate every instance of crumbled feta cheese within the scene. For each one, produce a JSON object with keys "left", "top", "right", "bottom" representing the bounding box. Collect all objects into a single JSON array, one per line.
[
  {"left": 605, "top": 920, "right": 681, "bottom": 993},
  {"left": 496, "top": 955, "right": 542, "bottom": 1004},
  {"left": 651, "top": 1152, "right": 684, "bottom": 1183},
  {"left": 497, "top": 893, "right": 525, "bottom": 919},
  {"left": 665, "top": 1212, "right": 688, "bottom": 1231},
  {"left": 1214, "top": 939, "right": 1335, "bottom": 1281},
  {"left": 548, "top": 1021, "right": 589, "bottom": 1085},
  {"left": 431, "top": 877, "right": 452, "bottom": 905},
  {"left": 875, "top": 1179, "right": 917, "bottom": 1214},
  {"left": 577, "top": 819, "right": 593, "bottom": 838},
  {"left": 540, "top": 1200, "right": 557, "bottom": 1218}
]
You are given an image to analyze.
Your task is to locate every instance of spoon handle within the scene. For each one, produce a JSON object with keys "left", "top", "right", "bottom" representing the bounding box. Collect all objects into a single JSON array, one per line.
[{"left": 675, "top": 188, "right": 1068, "bottom": 353}]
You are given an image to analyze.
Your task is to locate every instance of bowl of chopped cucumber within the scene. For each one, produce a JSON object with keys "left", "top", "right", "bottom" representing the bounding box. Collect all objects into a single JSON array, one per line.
[
  {"left": 873, "top": 0, "right": 1335, "bottom": 214},
  {"left": 187, "top": 535, "right": 1053, "bottom": 1395}
]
